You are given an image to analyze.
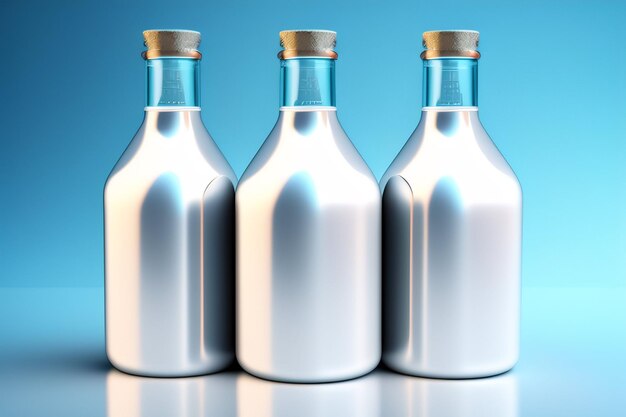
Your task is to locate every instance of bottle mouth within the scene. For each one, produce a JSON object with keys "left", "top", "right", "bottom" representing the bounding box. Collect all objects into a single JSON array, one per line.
[
  {"left": 142, "top": 50, "right": 202, "bottom": 60},
  {"left": 278, "top": 51, "right": 338, "bottom": 60},
  {"left": 420, "top": 51, "right": 480, "bottom": 60}
]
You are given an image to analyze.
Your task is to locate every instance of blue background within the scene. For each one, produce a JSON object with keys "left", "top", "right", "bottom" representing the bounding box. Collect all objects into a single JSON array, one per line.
[
  {"left": 0, "top": 0, "right": 624, "bottom": 288},
  {"left": 1, "top": 2, "right": 625, "bottom": 416}
]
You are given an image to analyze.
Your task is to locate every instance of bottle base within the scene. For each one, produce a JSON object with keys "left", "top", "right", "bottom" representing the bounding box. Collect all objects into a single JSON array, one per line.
[
  {"left": 107, "top": 352, "right": 235, "bottom": 378},
  {"left": 382, "top": 356, "right": 518, "bottom": 380},
  {"left": 238, "top": 359, "right": 380, "bottom": 384}
]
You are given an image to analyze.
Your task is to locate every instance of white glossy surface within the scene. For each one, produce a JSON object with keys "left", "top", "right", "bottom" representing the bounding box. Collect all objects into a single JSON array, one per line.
[
  {"left": 104, "top": 110, "right": 237, "bottom": 376},
  {"left": 236, "top": 109, "right": 381, "bottom": 382},
  {"left": 381, "top": 109, "right": 521, "bottom": 378}
]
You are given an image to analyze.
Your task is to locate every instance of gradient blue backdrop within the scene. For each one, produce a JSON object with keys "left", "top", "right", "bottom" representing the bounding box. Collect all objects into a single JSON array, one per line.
[{"left": 0, "top": 0, "right": 624, "bottom": 288}]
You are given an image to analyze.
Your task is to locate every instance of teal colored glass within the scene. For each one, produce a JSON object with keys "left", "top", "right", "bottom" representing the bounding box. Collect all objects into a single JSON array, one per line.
[
  {"left": 280, "top": 58, "right": 336, "bottom": 107},
  {"left": 423, "top": 58, "right": 478, "bottom": 107},
  {"left": 146, "top": 58, "right": 200, "bottom": 107}
]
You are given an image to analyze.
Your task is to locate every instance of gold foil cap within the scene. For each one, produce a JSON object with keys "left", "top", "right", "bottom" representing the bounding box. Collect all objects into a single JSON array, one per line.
[
  {"left": 278, "top": 30, "right": 338, "bottom": 59},
  {"left": 142, "top": 29, "right": 201, "bottom": 59},
  {"left": 421, "top": 30, "right": 480, "bottom": 60}
]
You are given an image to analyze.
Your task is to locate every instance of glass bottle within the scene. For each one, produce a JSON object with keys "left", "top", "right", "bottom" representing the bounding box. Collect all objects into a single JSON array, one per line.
[
  {"left": 236, "top": 30, "right": 381, "bottom": 383},
  {"left": 381, "top": 30, "right": 522, "bottom": 378},
  {"left": 104, "top": 30, "right": 236, "bottom": 376}
]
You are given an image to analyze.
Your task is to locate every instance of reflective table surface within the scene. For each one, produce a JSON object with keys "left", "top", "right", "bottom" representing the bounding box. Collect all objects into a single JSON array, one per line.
[{"left": 1, "top": 287, "right": 624, "bottom": 416}]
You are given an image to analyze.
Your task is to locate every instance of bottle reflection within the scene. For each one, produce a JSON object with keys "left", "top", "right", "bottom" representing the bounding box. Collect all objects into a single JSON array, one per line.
[
  {"left": 107, "top": 368, "right": 516, "bottom": 417},
  {"left": 237, "top": 372, "right": 380, "bottom": 417},
  {"left": 106, "top": 369, "right": 237, "bottom": 417},
  {"left": 380, "top": 370, "right": 519, "bottom": 417}
]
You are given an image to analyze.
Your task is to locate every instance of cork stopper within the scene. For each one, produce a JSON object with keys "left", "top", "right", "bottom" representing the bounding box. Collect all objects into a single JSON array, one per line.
[
  {"left": 421, "top": 30, "right": 480, "bottom": 60},
  {"left": 278, "top": 30, "right": 338, "bottom": 59},
  {"left": 142, "top": 29, "right": 201, "bottom": 59}
]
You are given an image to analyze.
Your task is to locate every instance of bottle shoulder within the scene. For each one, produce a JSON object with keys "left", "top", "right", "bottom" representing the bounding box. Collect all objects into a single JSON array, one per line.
[
  {"left": 105, "top": 121, "right": 236, "bottom": 197},
  {"left": 381, "top": 114, "right": 521, "bottom": 204},
  {"left": 239, "top": 112, "right": 377, "bottom": 194},
  {"left": 238, "top": 146, "right": 378, "bottom": 210},
  {"left": 238, "top": 155, "right": 380, "bottom": 208}
]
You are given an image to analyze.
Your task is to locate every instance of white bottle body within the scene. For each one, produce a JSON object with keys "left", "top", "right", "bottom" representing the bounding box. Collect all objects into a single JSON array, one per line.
[
  {"left": 105, "top": 109, "right": 237, "bottom": 377},
  {"left": 381, "top": 107, "right": 522, "bottom": 378},
  {"left": 236, "top": 108, "right": 381, "bottom": 383}
]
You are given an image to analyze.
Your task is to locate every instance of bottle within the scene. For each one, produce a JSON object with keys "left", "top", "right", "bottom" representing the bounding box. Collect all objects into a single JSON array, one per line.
[
  {"left": 104, "top": 30, "right": 237, "bottom": 377},
  {"left": 381, "top": 30, "right": 522, "bottom": 378},
  {"left": 236, "top": 30, "right": 381, "bottom": 383}
]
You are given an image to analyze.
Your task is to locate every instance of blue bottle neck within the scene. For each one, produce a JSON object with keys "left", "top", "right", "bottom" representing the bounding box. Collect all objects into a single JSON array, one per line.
[
  {"left": 423, "top": 58, "right": 478, "bottom": 108},
  {"left": 146, "top": 58, "right": 200, "bottom": 108},
  {"left": 280, "top": 58, "right": 336, "bottom": 107}
]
